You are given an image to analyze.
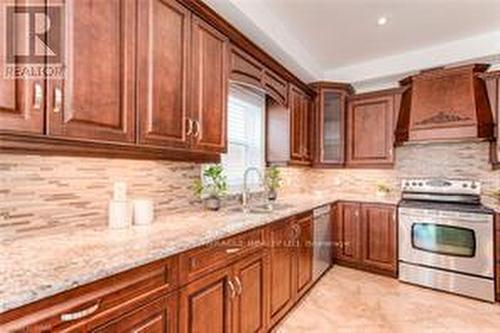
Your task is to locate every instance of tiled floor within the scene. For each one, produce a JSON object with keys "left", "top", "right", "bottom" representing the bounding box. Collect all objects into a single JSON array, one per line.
[{"left": 277, "top": 266, "right": 500, "bottom": 333}]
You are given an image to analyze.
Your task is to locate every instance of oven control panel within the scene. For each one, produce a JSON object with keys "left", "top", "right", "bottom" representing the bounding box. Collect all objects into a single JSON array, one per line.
[{"left": 401, "top": 178, "right": 480, "bottom": 195}]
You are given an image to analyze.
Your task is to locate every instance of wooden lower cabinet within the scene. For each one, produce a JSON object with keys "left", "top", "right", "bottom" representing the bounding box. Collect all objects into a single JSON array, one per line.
[
  {"left": 179, "top": 267, "right": 233, "bottom": 333},
  {"left": 335, "top": 202, "right": 362, "bottom": 264},
  {"left": 268, "top": 215, "right": 314, "bottom": 327},
  {"left": 179, "top": 250, "right": 269, "bottom": 333},
  {"left": 94, "top": 293, "right": 178, "bottom": 333},
  {"left": 360, "top": 204, "right": 397, "bottom": 274},
  {"left": 295, "top": 214, "right": 314, "bottom": 298},
  {"left": 232, "top": 251, "right": 269, "bottom": 333},
  {"left": 268, "top": 219, "right": 296, "bottom": 326},
  {"left": 335, "top": 202, "right": 397, "bottom": 276}
]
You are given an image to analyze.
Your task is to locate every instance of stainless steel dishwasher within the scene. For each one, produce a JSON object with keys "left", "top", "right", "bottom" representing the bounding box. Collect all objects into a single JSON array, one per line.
[{"left": 313, "top": 205, "right": 332, "bottom": 281}]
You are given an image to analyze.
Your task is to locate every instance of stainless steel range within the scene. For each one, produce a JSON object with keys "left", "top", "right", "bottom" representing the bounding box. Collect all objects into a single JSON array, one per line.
[{"left": 398, "top": 178, "right": 495, "bottom": 302}]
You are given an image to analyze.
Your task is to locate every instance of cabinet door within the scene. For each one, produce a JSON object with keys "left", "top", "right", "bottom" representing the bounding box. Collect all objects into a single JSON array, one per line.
[
  {"left": 346, "top": 95, "right": 394, "bottom": 167},
  {"left": 268, "top": 219, "right": 295, "bottom": 326},
  {"left": 47, "top": 0, "right": 136, "bottom": 143},
  {"left": 318, "top": 89, "right": 346, "bottom": 165},
  {"left": 495, "top": 213, "right": 500, "bottom": 301},
  {"left": 179, "top": 267, "right": 232, "bottom": 333},
  {"left": 137, "top": 0, "right": 191, "bottom": 149},
  {"left": 232, "top": 251, "right": 268, "bottom": 333},
  {"left": 361, "top": 204, "right": 397, "bottom": 274},
  {"left": 94, "top": 294, "right": 177, "bottom": 333},
  {"left": 302, "top": 95, "right": 313, "bottom": 163},
  {"left": 336, "top": 202, "right": 361, "bottom": 263},
  {"left": 289, "top": 85, "right": 304, "bottom": 162},
  {"left": 190, "top": 16, "right": 228, "bottom": 153},
  {"left": 295, "top": 215, "right": 313, "bottom": 297},
  {"left": 0, "top": 0, "right": 45, "bottom": 134}
]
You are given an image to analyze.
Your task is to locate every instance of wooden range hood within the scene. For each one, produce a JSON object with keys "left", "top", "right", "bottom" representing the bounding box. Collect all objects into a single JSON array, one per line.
[{"left": 395, "top": 64, "right": 494, "bottom": 144}]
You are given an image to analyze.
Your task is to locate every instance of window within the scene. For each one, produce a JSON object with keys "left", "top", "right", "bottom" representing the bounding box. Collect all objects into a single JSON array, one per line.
[{"left": 220, "top": 84, "right": 265, "bottom": 191}]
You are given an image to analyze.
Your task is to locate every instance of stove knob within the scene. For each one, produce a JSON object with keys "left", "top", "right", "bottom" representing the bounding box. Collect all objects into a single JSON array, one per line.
[
  {"left": 462, "top": 183, "right": 468, "bottom": 188},
  {"left": 412, "top": 182, "right": 416, "bottom": 186},
  {"left": 471, "top": 183, "right": 477, "bottom": 189},
  {"left": 418, "top": 182, "right": 423, "bottom": 186}
]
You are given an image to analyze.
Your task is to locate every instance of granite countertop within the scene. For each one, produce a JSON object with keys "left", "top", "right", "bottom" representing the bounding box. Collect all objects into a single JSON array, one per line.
[{"left": 0, "top": 192, "right": 405, "bottom": 314}]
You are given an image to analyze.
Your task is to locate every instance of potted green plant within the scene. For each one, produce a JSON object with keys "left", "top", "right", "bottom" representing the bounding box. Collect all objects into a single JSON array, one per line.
[
  {"left": 192, "top": 164, "right": 228, "bottom": 211},
  {"left": 489, "top": 189, "right": 500, "bottom": 203},
  {"left": 375, "top": 182, "right": 391, "bottom": 198},
  {"left": 265, "top": 166, "right": 283, "bottom": 201}
]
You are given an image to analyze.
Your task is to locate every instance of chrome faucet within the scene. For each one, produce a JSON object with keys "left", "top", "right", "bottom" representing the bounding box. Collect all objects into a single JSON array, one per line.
[{"left": 241, "top": 167, "right": 268, "bottom": 212}]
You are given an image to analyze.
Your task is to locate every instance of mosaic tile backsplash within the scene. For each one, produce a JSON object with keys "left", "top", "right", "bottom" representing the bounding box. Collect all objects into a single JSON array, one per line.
[
  {"left": 0, "top": 156, "right": 201, "bottom": 239},
  {"left": 0, "top": 140, "right": 499, "bottom": 239},
  {"left": 279, "top": 141, "right": 500, "bottom": 210}
]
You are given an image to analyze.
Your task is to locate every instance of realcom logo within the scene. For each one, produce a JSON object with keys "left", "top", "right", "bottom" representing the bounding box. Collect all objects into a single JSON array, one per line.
[{"left": 3, "top": 4, "right": 64, "bottom": 79}]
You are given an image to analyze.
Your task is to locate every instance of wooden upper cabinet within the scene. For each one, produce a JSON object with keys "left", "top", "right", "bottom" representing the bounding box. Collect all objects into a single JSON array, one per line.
[
  {"left": 229, "top": 45, "right": 264, "bottom": 89},
  {"left": 302, "top": 95, "right": 313, "bottom": 163},
  {"left": 189, "top": 16, "right": 228, "bottom": 153},
  {"left": 137, "top": 0, "right": 190, "bottom": 149},
  {"left": 482, "top": 71, "right": 500, "bottom": 167},
  {"left": 311, "top": 83, "right": 353, "bottom": 167},
  {"left": 289, "top": 85, "right": 311, "bottom": 164},
  {"left": 289, "top": 86, "right": 303, "bottom": 161},
  {"left": 47, "top": 0, "right": 136, "bottom": 143},
  {"left": 179, "top": 267, "right": 233, "bottom": 333},
  {"left": 360, "top": 204, "right": 397, "bottom": 274},
  {"left": 346, "top": 94, "right": 395, "bottom": 167}
]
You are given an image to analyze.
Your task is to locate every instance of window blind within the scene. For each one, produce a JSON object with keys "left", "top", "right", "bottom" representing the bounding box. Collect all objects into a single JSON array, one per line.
[{"left": 221, "top": 84, "right": 265, "bottom": 191}]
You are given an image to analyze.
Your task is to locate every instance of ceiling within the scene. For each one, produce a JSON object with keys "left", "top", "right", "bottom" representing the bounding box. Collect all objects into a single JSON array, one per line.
[{"left": 204, "top": 0, "right": 500, "bottom": 89}]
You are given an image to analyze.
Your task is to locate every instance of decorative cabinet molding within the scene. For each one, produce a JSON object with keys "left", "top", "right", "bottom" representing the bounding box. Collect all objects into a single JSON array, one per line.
[{"left": 229, "top": 44, "right": 289, "bottom": 107}]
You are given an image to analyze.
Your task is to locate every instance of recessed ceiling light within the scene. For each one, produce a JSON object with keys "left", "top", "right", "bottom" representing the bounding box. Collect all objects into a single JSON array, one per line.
[{"left": 377, "top": 16, "right": 388, "bottom": 26}]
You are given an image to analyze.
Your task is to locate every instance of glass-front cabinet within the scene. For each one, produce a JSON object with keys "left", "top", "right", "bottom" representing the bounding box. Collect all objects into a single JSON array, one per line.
[{"left": 311, "top": 83, "right": 353, "bottom": 167}]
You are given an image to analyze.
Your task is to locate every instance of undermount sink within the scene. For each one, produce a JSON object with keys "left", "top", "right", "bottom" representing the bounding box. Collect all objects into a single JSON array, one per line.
[{"left": 228, "top": 202, "right": 294, "bottom": 214}]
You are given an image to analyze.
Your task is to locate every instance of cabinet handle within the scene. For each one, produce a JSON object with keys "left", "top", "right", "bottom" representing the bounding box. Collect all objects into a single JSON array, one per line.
[
  {"left": 186, "top": 118, "right": 194, "bottom": 136},
  {"left": 225, "top": 247, "right": 241, "bottom": 254},
  {"left": 234, "top": 276, "right": 242, "bottom": 295},
  {"left": 60, "top": 302, "right": 100, "bottom": 322},
  {"left": 227, "top": 279, "right": 236, "bottom": 298},
  {"left": 53, "top": 87, "right": 62, "bottom": 113},
  {"left": 193, "top": 120, "right": 201, "bottom": 139},
  {"left": 33, "top": 83, "right": 43, "bottom": 110}
]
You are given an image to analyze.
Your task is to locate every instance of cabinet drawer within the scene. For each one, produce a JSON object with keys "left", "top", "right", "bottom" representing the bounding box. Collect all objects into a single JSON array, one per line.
[
  {"left": 179, "top": 228, "right": 265, "bottom": 283},
  {"left": 0, "top": 257, "right": 178, "bottom": 332}
]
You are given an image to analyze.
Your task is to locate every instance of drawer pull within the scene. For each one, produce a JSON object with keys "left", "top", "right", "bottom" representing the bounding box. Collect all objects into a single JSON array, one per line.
[
  {"left": 60, "top": 302, "right": 99, "bottom": 322},
  {"left": 234, "top": 276, "right": 242, "bottom": 295},
  {"left": 53, "top": 87, "right": 62, "bottom": 113},
  {"left": 227, "top": 280, "right": 236, "bottom": 298},
  {"left": 225, "top": 247, "right": 241, "bottom": 254},
  {"left": 33, "top": 83, "right": 43, "bottom": 110}
]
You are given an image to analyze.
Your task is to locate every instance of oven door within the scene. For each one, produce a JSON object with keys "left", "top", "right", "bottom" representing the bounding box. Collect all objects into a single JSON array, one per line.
[{"left": 399, "top": 208, "right": 494, "bottom": 278}]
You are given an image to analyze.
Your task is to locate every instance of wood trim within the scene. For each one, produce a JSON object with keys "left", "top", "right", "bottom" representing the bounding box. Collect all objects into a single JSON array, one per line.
[
  {"left": 178, "top": 0, "right": 314, "bottom": 97},
  {"left": 0, "top": 132, "right": 220, "bottom": 162},
  {"left": 0, "top": 257, "right": 178, "bottom": 330}
]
